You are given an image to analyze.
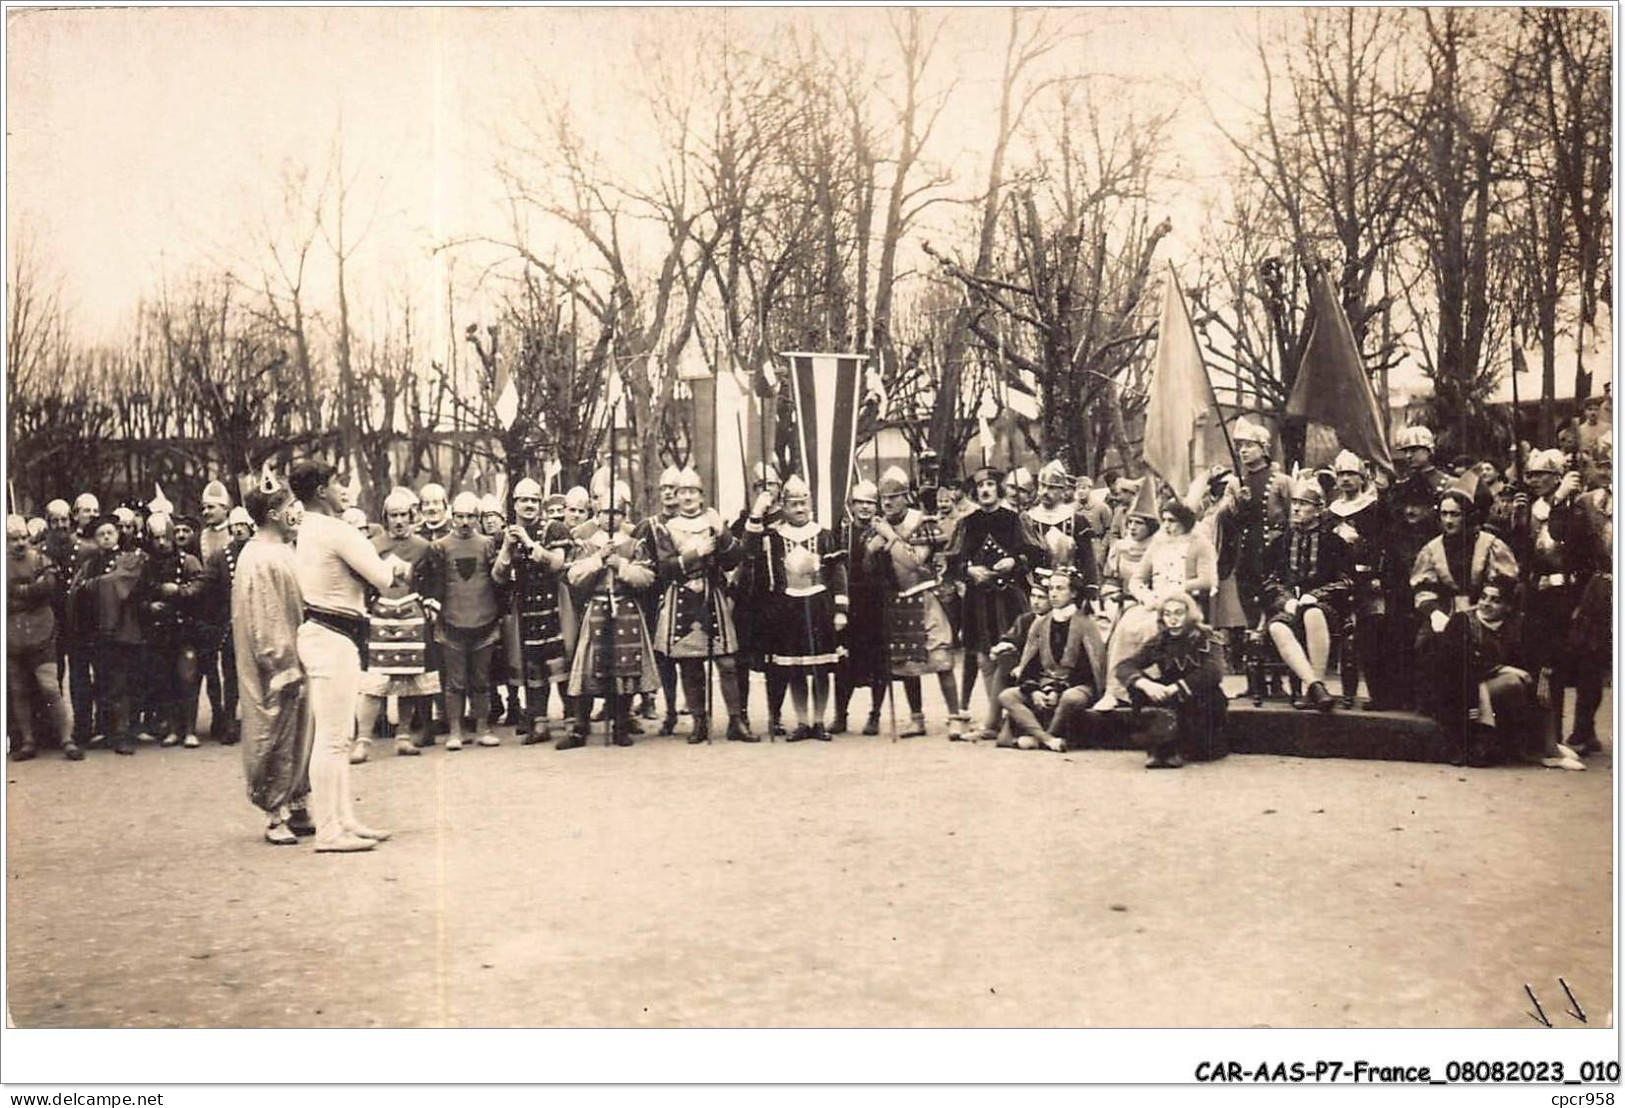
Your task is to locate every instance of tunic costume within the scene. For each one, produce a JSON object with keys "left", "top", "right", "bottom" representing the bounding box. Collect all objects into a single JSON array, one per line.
[
  {"left": 134, "top": 546, "right": 209, "bottom": 739},
  {"left": 868, "top": 508, "right": 954, "bottom": 677},
  {"left": 565, "top": 523, "right": 660, "bottom": 698},
  {"left": 359, "top": 531, "right": 442, "bottom": 699},
  {"left": 1259, "top": 523, "right": 1355, "bottom": 634},
  {"left": 999, "top": 607, "right": 1106, "bottom": 746},
  {"left": 1328, "top": 491, "right": 1403, "bottom": 706},
  {"left": 747, "top": 518, "right": 848, "bottom": 669},
  {"left": 947, "top": 504, "right": 1042, "bottom": 655},
  {"left": 651, "top": 509, "right": 743, "bottom": 659},
  {"left": 492, "top": 520, "right": 573, "bottom": 686},
  {"left": 232, "top": 538, "right": 313, "bottom": 815},
  {"left": 198, "top": 536, "right": 246, "bottom": 738},
  {"left": 836, "top": 515, "right": 889, "bottom": 686},
  {"left": 1023, "top": 501, "right": 1101, "bottom": 603},
  {"left": 1409, "top": 529, "right": 1519, "bottom": 620},
  {"left": 418, "top": 533, "right": 502, "bottom": 720},
  {"left": 1234, "top": 463, "right": 1293, "bottom": 622},
  {"left": 1114, "top": 625, "right": 1229, "bottom": 763},
  {"left": 729, "top": 505, "right": 783, "bottom": 674}
]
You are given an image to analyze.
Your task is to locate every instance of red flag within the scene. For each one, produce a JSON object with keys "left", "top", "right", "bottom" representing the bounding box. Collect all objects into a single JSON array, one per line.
[{"left": 1288, "top": 270, "right": 1394, "bottom": 473}]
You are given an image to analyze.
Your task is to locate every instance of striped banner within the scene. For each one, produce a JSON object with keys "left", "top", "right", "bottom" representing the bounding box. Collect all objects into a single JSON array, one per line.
[{"left": 784, "top": 351, "right": 866, "bottom": 529}]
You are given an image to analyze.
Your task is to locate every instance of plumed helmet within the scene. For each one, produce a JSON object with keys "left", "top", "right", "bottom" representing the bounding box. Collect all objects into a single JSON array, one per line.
[
  {"left": 1333, "top": 450, "right": 1365, "bottom": 476},
  {"left": 383, "top": 487, "right": 417, "bottom": 514},
  {"left": 418, "top": 482, "right": 448, "bottom": 504},
  {"left": 201, "top": 480, "right": 232, "bottom": 507},
  {"left": 478, "top": 493, "right": 504, "bottom": 517},
  {"left": 878, "top": 465, "right": 911, "bottom": 497},
  {"left": 850, "top": 478, "right": 879, "bottom": 504},
  {"left": 1231, "top": 416, "right": 1272, "bottom": 448},
  {"left": 1394, "top": 425, "right": 1435, "bottom": 452},
  {"left": 675, "top": 466, "right": 703, "bottom": 491},
  {"left": 564, "top": 486, "right": 592, "bottom": 510},
  {"left": 451, "top": 491, "right": 481, "bottom": 516},
  {"left": 782, "top": 474, "right": 811, "bottom": 501},
  {"left": 227, "top": 506, "right": 253, "bottom": 529},
  {"left": 658, "top": 465, "right": 683, "bottom": 489},
  {"left": 1289, "top": 479, "right": 1326, "bottom": 506},
  {"left": 73, "top": 493, "right": 99, "bottom": 513},
  {"left": 1525, "top": 448, "right": 1566, "bottom": 475},
  {"left": 1038, "top": 459, "right": 1072, "bottom": 488},
  {"left": 45, "top": 498, "right": 70, "bottom": 520},
  {"left": 1008, "top": 466, "right": 1035, "bottom": 491},
  {"left": 513, "top": 477, "right": 543, "bottom": 500}
]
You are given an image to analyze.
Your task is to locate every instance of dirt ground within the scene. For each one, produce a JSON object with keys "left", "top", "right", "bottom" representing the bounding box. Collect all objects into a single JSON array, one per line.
[{"left": 4, "top": 688, "right": 1613, "bottom": 1029}]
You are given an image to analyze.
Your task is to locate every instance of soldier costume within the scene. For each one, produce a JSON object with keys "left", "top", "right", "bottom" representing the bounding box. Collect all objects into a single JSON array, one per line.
[
  {"left": 353, "top": 487, "right": 442, "bottom": 759},
  {"left": 492, "top": 477, "right": 573, "bottom": 745},
  {"left": 635, "top": 465, "right": 686, "bottom": 731},
  {"left": 1258, "top": 479, "right": 1354, "bottom": 712},
  {"left": 832, "top": 479, "right": 887, "bottom": 736}
]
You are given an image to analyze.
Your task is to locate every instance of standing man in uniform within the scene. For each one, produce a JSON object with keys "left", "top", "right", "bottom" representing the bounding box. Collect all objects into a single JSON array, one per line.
[
  {"left": 353, "top": 487, "right": 442, "bottom": 759},
  {"left": 493, "top": 477, "right": 573, "bottom": 746},
  {"left": 636, "top": 466, "right": 685, "bottom": 732}
]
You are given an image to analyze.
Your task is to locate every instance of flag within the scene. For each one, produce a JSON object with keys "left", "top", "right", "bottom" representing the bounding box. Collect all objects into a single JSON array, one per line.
[
  {"left": 1288, "top": 269, "right": 1394, "bottom": 473},
  {"left": 493, "top": 361, "right": 519, "bottom": 430},
  {"left": 978, "top": 412, "right": 996, "bottom": 464},
  {"left": 784, "top": 351, "right": 866, "bottom": 528},
  {"left": 1143, "top": 265, "right": 1232, "bottom": 492},
  {"left": 1006, "top": 371, "right": 1040, "bottom": 420},
  {"left": 542, "top": 457, "right": 563, "bottom": 495}
]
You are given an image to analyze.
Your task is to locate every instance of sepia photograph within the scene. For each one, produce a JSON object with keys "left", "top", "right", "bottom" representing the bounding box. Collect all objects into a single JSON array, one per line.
[{"left": 1, "top": 1, "right": 1617, "bottom": 1093}]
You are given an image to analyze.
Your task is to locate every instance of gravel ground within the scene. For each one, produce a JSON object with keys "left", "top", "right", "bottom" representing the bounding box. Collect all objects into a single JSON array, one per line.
[{"left": 4, "top": 690, "right": 1613, "bottom": 1029}]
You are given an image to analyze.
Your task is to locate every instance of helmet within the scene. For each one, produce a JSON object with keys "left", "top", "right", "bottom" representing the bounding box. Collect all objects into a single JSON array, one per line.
[
  {"left": 675, "top": 466, "right": 703, "bottom": 491},
  {"left": 1008, "top": 466, "right": 1035, "bottom": 491},
  {"left": 1525, "top": 448, "right": 1565, "bottom": 475},
  {"left": 1037, "top": 459, "right": 1072, "bottom": 488},
  {"left": 782, "top": 474, "right": 811, "bottom": 501},
  {"left": 850, "top": 479, "right": 879, "bottom": 504},
  {"left": 418, "top": 482, "right": 448, "bottom": 504},
  {"left": 752, "top": 462, "right": 781, "bottom": 487},
  {"left": 513, "top": 477, "right": 543, "bottom": 500},
  {"left": 1231, "top": 416, "right": 1271, "bottom": 448},
  {"left": 201, "top": 480, "right": 232, "bottom": 507},
  {"left": 228, "top": 506, "right": 253, "bottom": 529},
  {"left": 564, "top": 486, "right": 592, "bottom": 511},
  {"left": 6, "top": 515, "right": 28, "bottom": 541},
  {"left": 1332, "top": 450, "right": 1364, "bottom": 476},
  {"left": 877, "top": 466, "right": 911, "bottom": 497},
  {"left": 383, "top": 487, "right": 416, "bottom": 514},
  {"left": 73, "top": 493, "right": 99, "bottom": 513},
  {"left": 45, "top": 498, "right": 70, "bottom": 520},
  {"left": 478, "top": 493, "right": 504, "bottom": 517},
  {"left": 1395, "top": 425, "right": 1435, "bottom": 452},
  {"left": 146, "top": 511, "right": 173, "bottom": 537},
  {"left": 341, "top": 507, "right": 368, "bottom": 530},
  {"left": 450, "top": 491, "right": 481, "bottom": 515},
  {"left": 1289, "top": 479, "right": 1325, "bottom": 506},
  {"left": 658, "top": 465, "right": 683, "bottom": 489}
]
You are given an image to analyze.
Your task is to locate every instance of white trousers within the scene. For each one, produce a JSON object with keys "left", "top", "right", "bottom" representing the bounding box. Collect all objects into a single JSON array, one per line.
[{"left": 297, "top": 622, "right": 363, "bottom": 844}]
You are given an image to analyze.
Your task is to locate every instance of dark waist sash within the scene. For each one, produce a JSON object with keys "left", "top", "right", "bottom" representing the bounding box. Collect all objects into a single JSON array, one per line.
[{"left": 306, "top": 606, "right": 370, "bottom": 669}]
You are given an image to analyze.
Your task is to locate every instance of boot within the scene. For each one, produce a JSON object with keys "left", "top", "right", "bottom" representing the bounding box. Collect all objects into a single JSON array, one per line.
[
  {"left": 899, "top": 714, "right": 928, "bottom": 738},
  {"left": 555, "top": 727, "right": 587, "bottom": 751},
  {"left": 687, "top": 713, "right": 710, "bottom": 745},
  {"left": 726, "top": 715, "right": 761, "bottom": 743},
  {"left": 829, "top": 712, "right": 848, "bottom": 735},
  {"left": 862, "top": 711, "right": 881, "bottom": 736},
  {"left": 659, "top": 711, "right": 679, "bottom": 736}
]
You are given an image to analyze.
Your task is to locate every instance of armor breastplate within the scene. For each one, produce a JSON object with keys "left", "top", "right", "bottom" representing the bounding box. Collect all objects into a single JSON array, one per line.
[
  {"left": 887, "top": 511, "right": 936, "bottom": 593},
  {"left": 778, "top": 522, "right": 824, "bottom": 594}
]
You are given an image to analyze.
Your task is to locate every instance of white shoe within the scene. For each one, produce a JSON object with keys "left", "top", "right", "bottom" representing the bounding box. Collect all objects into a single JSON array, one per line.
[
  {"left": 476, "top": 732, "right": 501, "bottom": 747},
  {"left": 1091, "top": 694, "right": 1118, "bottom": 712},
  {"left": 159, "top": 733, "right": 180, "bottom": 748},
  {"left": 313, "top": 834, "right": 376, "bottom": 853},
  {"left": 348, "top": 739, "right": 372, "bottom": 764},
  {"left": 182, "top": 734, "right": 201, "bottom": 749},
  {"left": 344, "top": 824, "right": 393, "bottom": 842},
  {"left": 1556, "top": 742, "right": 1583, "bottom": 762},
  {"left": 445, "top": 735, "right": 464, "bottom": 751},
  {"left": 1541, "top": 754, "right": 1587, "bottom": 771}
]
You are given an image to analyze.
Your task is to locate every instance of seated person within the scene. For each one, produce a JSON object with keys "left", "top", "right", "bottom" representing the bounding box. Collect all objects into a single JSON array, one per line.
[
  {"left": 1258, "top": 479, "right": 1353, "bottom": 712},
  {"left": 960, "top": 578, "right": 1051, "bottom": 743},
  {"left": 1114, "top": 590, "right": 1228, "bottom": 769},
  {"left": 1430, "top": 575, "right": 1582, "bottom": 770},
  {"left": 995, "top": 568, "right": 1104, "bottom": 753}
]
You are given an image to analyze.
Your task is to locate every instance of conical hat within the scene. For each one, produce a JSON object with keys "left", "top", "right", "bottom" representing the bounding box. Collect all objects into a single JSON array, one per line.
[{"left": 1127, "top": 478, "right": 1159, "bottom": 520}]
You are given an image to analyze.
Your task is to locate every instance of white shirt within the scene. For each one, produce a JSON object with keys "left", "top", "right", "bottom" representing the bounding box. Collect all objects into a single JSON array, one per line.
[{"left": 295, "top": 511, "right": 396, "bottom": 618}]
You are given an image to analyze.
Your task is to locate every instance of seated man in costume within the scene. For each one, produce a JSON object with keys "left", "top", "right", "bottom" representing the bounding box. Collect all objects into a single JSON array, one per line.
[
  {"left": 1257, "top": 478, "right": 1353, "bottom": 712},
  {"left": 995, "top": 568, "right": 1104, "bottom": 753},
  {"left": 1114, "top": 589, "right": 1228, "bottom": 769}
]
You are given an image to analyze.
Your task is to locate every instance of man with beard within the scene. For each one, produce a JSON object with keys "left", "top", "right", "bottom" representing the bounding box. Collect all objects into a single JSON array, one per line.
[
  {"left": 832, "top": 479, "right": 887, "bottom": 736},
  {"left": 234, "top": 482, "right": 317, "bottom": 844},
  {"left": 562, "top": 481, "right": 659, "bottom": 749},
  {"left": 8, "top": 515, "right": 74, "bottom": 761},
  {"left": 868, "top": 466, "right": 960, "bottom": 737},
  {"left": 746, "top": 474, "right": 846, "bottom": 741},
  {"left": 948, "top": 464, "right": 1044, "bottom": 740},
  {"left": 1326, "top": 451, "right": 1402, "bottom": 710},
  {"left": 493, "top": 477, "right": 573, "bottom": 745},
  {"left": 417, "top": 482, "right": 451, "bottom": 544},
  {"left": 1259, "top": 479, "right": 1354, "bottom": 712},
  {"left": 418, "top": 491, "right": 504, "bottom": 751},
  {"left": 354, "top": 487, "right": 442, "bottom": 759},
  {"left": 134, "top": 512, "right": 209, "bottom": 748},
  {"left": 635, "top": 465, "right": 685, "bottom": 732},
  {"left": 654, "top": 467, "right": 756, "bottom": 744},
  {"left": 729, "top": 463, "right": 783, "bottom": 734}
]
